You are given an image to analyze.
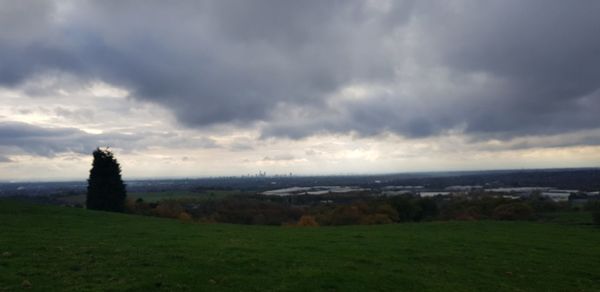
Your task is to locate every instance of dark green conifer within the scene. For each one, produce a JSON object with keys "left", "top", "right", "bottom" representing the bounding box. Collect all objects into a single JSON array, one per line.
[{"left": 86, "top": 147, "right": 127, "bottom": 212}]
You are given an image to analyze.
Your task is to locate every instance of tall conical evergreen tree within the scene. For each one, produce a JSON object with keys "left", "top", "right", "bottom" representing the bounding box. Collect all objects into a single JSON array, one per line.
[{"left": 87, "top": 147, "right": 127, "bottom": 212}]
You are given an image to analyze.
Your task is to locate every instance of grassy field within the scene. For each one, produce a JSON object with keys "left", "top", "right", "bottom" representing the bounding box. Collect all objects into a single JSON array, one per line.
[
  {"left": 58, "top": 189, "right": 242, "bottom": 205},
  {"left": 1, "top": 200, "right": 599, "bottom": 291},
  {"left": 129, "top": 190, "right": 242, "bottom": 202}
]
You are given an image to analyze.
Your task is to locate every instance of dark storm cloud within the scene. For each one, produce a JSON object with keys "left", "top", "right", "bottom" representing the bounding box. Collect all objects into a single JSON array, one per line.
[
  {"left": 1, "top": 0, "right": 600, "bottom": 143},
  {"left": 419, "top": 0, "right": 600, "bottom": 137}
]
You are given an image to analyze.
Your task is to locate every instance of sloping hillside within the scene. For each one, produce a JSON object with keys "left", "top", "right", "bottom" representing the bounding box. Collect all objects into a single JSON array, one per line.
[{"left": 1, "top": 200, "right": 599, "bottom": 291}]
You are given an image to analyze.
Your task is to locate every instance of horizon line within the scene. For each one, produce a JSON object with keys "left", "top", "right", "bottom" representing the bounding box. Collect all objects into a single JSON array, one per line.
[{"left": 2, "top": 166, "right": 598, "bottom": 184}]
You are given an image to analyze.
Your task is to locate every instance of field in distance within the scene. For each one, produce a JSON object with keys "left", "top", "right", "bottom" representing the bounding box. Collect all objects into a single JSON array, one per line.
[
  {"left": 1, "top": 200, "right": 599, "bottom": 291},
  {"left": 58, "top": 189, "right": 241, "bottom": 205}
]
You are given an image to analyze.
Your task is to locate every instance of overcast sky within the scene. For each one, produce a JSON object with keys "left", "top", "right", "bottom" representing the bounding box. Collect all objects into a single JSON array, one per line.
[{"left": 1, "top": 0, "right": 600, "bottom": 181}]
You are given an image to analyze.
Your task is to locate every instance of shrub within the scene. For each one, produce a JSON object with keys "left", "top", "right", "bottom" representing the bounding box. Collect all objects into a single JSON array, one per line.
[
  {"left": 178, "top": 212, "right": 193, "bottom": 223},
  {"left": 440, "top": 200, "right": 482, "bottom": 221},
  {"left": 593, "top": 211, "right": 600, "bottom": 226},
  {"left": 415, "top": 198, "right": 439, "bottom": 220},
  {"left": 212, "top": 198, "right": 303, "bottom": 225},
  {"left": 526, "top": 194, "right": 563, "bottom": 212},
  {"left": 124, "top": 198, "right": 154, "bottom": 216},
  {"left": 252, "top": 214, "right": 267, "bottom": 225},
  {"left": 124, "top": 198, "right": 137, "bottom": 213},
  {"left": 452, "top": 211, "right": 477, "bottom": 221},
  {"left": 154, "top": 201, "right": 184, "bottom": 218},
  {"left": 586, "top": 201, "right": 600, "bottom": 225},
  {"left": 314, "top": 201, "right": 399, "bottom": 226},
  {"left": 492, "top": 203, "right": 534, "bottom": 221},
  {"left": 297, "top": 215, "right": 319, "bottom": 227},
  {"left": 360, "top": 213, "right": 394, "bottom": 225},
  {"left": 374, "top": 204, "right": 400, "bottom": 222},
  {"left": 388, "top": 196, "right": 419, "bottom": 222},
  {"left": 329, "top": 205, "right": 363, "bottom": 225}
]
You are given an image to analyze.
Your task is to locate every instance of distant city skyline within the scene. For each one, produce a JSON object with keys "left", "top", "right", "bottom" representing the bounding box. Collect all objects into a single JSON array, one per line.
[{"left": 1, "top": 1, "right": 600, "bottom": 180}]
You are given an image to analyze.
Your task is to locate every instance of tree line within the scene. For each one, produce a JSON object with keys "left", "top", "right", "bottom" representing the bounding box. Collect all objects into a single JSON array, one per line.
[{"left": 85, "top": 148, "right": 600, "bottom": 226}]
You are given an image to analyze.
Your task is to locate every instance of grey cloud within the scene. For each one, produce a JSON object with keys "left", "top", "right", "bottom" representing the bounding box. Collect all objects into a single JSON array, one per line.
[
  {"left": 417, "top": 1, "right": 600, "bottom": 136},
  {"left": 0, "top": 121, "right": 101, "bottom": 156},
  {"left": 261, "top": 99, "right": 445, "bottom": 139},
  {"left": 198, "top": 138, "right": 219, "bottom": 149},
  {"left": 229, "top": 142, "right": 255, "bottom": 152},
  {"left": 0, "top": 122, "right": 219, "bottom": 158},
  {"left": 263, "top": 154, "right": 295, "bottom": 162},
  {"left": 135, "top": 130, "right": 219, "bottom": 149},
  {"left": 53, "top": 107, "right": 96, "bottom": 123},
  {"left": 477, "top": 130, "right": 600, "bottom": 151},
  {"left": 1, "top": 0, "right": 600, "bottom": 144},
  {"left": 305, "top": 149, "right": 318, "bottom": 156}
]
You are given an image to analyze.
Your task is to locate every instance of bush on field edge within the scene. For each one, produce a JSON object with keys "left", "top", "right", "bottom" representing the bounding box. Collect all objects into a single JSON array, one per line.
[{"left": 492, "top": 203, "right": 534, "bottom": 221}]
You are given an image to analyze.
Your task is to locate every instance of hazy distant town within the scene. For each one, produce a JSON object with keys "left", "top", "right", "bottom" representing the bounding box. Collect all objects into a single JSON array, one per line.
[{"left": 3, "top": 168, "right": 599, "bottom": 208}]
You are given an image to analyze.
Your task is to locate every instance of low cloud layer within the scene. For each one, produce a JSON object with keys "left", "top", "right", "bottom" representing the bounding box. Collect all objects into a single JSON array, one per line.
[
  {"left": 0, "top": 121, "right": 218, "bottom": 158},
  {"left": 0, "top": 122, "right": 100, "bottom": 157},
  {"left": 0, "top": 121, "right": 145, "bottom": 157}
]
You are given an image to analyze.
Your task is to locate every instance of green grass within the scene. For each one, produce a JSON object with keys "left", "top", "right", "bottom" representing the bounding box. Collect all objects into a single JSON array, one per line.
[
  {"left": 536, "top": 211, "right": 594, "bottom": 225},
  {"left": 58, "top": 189, "right": 241, "bottom": 205},
  {"left": 1, "top": 200, "right": 599, "bottom": 291}
]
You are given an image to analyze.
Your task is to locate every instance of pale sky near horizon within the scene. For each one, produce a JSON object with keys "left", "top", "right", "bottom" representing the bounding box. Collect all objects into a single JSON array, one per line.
[{"left": 1, "top": 0, "right": 600, "bottom": 181}]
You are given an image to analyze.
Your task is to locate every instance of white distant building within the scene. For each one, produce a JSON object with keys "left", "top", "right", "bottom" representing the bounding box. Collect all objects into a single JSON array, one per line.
[
  {"left": 445, "top": 185, "right": 483, "bottom": 192},
  {"left": 382, "top": 186, "right": 424, "bottom": 190},
  {"left": 541, "top": 191, "right": 572, "bottom": 202},
  {"left": 485, "top": 187, "right": 579, "bottom": 202},
  {"left": 382, "top": 190, "right": 414, "bottom": 196}
]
